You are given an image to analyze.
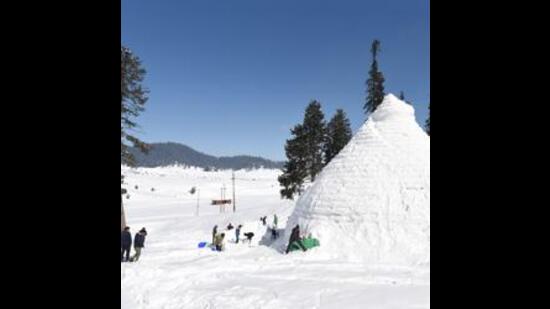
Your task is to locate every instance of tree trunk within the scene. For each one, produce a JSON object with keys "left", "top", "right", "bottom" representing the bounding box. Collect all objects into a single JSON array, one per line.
[{"left": 121, "top": 194, "right": 126, "bottom": 231}]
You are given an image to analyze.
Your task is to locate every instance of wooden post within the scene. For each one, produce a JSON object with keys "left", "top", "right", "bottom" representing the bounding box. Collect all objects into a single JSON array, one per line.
[{"left": 121, "top": 189, "right": 127, "bottom": 231}]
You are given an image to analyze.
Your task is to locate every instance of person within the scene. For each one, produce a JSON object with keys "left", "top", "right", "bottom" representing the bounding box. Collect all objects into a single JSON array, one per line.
[
  {"left": 121, "top": 226, "right": 132, "bottom": 262},
  {"left": 243, "top": 232, "right": 254, "bottom": 244},
  {"left": 286, "top": 224, "right": 307, "bottom": 254},
  {"left": 214, "top": 233, "right": 225, "bottom": 251},
  {"left": 235, "top": 225, "right": 242, "bottom": 243},
  {"left": 260, "top": 216, "right": 267, "bottom": 226},
  {"left": 227, "top": 223, "right": 234, "bottom": 230},
  {"left": 272, "top": 214, "right": 279, "bottom": 239},
  {"left": 131, "top": 228, "right": 147, "bottom": 262},
  {"left": 212, "top": 225, "right": 218, "bottom": 244},
  {"left": 271, "top": 226, "right": 278, "bottom": 240}
]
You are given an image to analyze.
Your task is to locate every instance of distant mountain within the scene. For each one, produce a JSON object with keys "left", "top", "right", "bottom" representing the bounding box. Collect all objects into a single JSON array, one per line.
[{"left": 127, "top": 142, "right": 284, "bottom": 170}]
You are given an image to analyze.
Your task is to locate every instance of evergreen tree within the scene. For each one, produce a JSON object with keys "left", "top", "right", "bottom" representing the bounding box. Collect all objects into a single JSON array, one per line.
[
  {"left": 278, "top": 124, "right": 307, "bottom": 199},
  {"left": 302, "top": 100, "right": 326, "bottom": 181},
  {"left": 121, "top": 46, "right": 149, "bottom": 166},
  {"left": 121, "top": 46, "right": 149, "bottom": 230},
  {"left": 364, "top": 39, "right": 386, "bottom": 116},
  {"left": 425, "top": 102, "right": 430, "bottom": 135},
  {"left": 278, "top": 100, "right": 326, "bottom": 199},
  {"left": 324, "top": 109, "right": 352, "bottom": 165}
]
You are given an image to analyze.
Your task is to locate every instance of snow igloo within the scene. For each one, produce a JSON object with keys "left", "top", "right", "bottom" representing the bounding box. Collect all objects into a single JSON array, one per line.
[{"left": 282, "top": 94, "right": 430, "bottom": 265}]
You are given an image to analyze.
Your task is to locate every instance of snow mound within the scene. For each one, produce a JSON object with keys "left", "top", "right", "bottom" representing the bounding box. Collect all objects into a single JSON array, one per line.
[{"left": 280, "top": 94, "right": 430, "bottom": 265}]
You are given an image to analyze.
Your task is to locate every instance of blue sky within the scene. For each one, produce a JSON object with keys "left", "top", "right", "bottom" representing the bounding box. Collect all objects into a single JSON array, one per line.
[{"left": 122, "top": 0, "right": 429, "bottom": 161}]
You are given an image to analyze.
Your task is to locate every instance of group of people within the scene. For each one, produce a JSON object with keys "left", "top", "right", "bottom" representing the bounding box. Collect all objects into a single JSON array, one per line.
[
  {"left": 212, "top": 214, "right": 307, "bottom": 254},
  {"left": 121, "top": 226, "right": 148, "bottom": 262},
  {"left": 212, "top": 222, "right": 256, "bottom": 251}
]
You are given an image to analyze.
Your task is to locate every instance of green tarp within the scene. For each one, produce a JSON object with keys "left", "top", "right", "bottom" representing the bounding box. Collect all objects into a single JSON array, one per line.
[{"left": 288, "top": 237, "right": 320, "bottom": 252}]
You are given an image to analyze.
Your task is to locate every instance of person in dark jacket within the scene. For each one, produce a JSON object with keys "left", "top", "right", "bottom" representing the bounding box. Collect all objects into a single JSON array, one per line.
[
  {"left": 286, "top": 224, "right": 307, "bottom": 254},
  {"left": 131, "top": 228, "right": 147, "bottom": 262},
  {"left": 212, "top": 225, "right": 218, "bottom": 244},
  {"left": 235, "top": 225, "right": 242, "bottom": 243},
  {"left": 243, "top": 232, "right": 254, "bottom": 244},
  {"left": 121, "top": 226, "right": 132, "bottom": 262},
  {"left": 271, "top": 227, "right": 278, "bottom": 240},
  {"left": 227, "top": 223, "right": 234, "bottom": 230}
]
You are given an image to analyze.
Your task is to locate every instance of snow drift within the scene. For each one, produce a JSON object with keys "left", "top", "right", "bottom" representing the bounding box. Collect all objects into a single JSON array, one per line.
[{"left": 280, "top": 94, "right": 430, "bottom": 265}]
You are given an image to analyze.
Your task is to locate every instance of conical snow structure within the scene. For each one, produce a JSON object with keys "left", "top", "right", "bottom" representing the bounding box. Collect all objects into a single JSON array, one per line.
[{"left": 282, "top": 94, "right": 430, "bottom": 265}]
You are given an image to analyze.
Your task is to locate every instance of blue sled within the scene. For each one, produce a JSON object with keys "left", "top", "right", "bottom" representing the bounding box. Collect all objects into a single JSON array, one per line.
[{"left": 198, "top": 242, "right": 208, "bottom": 248}]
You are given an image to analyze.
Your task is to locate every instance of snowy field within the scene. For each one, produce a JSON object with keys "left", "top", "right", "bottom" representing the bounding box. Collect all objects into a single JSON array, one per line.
[{"left": 121, "top": 166, "right": 430, "bottom": 309}]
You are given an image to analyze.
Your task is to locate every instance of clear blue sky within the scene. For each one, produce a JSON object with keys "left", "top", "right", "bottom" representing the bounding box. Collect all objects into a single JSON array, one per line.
[{"left": 122, "top": 0, "right": 429, "bottom": 161}]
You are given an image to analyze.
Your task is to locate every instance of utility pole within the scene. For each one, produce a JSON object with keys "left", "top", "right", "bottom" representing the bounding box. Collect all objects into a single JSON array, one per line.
[
  {"left": 232, "top": 171, "right": 236, "bottom": 213},
  {"left": 196, "top": 188, "right": 200, "bottom": 216}
]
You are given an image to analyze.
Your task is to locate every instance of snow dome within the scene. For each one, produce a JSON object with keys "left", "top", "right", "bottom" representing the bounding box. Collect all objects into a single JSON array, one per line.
[{"left": 282, "top": 94, "right": 430, "bottom": 265}]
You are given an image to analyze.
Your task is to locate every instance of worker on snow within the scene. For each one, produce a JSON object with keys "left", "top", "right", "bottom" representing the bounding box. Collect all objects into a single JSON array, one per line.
[
  {"left": 212, "top": 225, "right": 218, "bottom": 244},
  {"left": 286, "top": 224, "right": 307, "bottom": 254},
  {"left": 235, "top": 225, "right": 242, "bottom": 243},
  {"left": 273, "top": 214, "right": 278, "bottom": 229},
  {"left": 243, "top": 232, "right": 254, "bottom": 244},
  {"left": 214, "top": 233, "right": 225, "bottom": 251},
  {"left": 121, "top": 226, "right": 132, "bottom": 262},
  {"left": 131, "top": 228, "right": 147, "bottom": 262},
  {"left": 227, "top": 223, "right": 234, "bottom": 230}
]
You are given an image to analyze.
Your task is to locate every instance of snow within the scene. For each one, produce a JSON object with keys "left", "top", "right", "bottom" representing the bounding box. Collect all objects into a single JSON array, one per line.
[
  {"left": 121, "top": 94, "right": 430, "bottom": 307},
  {"left": 121, "top": 162, "right": 429, "bottom": 308},
  {"left": 280, "top": 94, "right": 430, "bottom": 266}
]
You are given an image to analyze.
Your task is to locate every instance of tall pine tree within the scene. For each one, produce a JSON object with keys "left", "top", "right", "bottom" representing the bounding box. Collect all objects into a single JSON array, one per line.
[
  {"left": 364, "top": 39, "right": 386, "bottom": 116},
  {"left": 121, "top": 46, "right": 150, "bottom": 230},
  {"left": 324, "top": 109, "right": 352, "bottom": 165},
  {"left": 121, "top": 46, "right": 149, "bottom": 166},
  {"left": 425, "top": 102, "right": 430, "bottom": 135},
  {"left": 302, "top": 100, "right": 326, "bottom": 181},
  {"left": 278, "top": 100, "right": 327, "bottom": 199},
  {"left": 278, "top": 124, "right": 307, "bottom": 199}
]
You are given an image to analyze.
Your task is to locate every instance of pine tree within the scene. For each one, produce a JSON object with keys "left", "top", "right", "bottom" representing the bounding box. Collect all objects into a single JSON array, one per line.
[
  {"left": 364, "top": 39, "right": 386, "bottom": 116},
  {"left": 302, "top": 100, "right": 326, "bottom": 181},
  {"left": 425, "top": 102, "right": 430, "bottom": 135},
  {"left": 278, "top": 124, "right": 307, "bottom": 199},
  {"left": 121, "top": 46, "right": 150, "bottom": 166},
  {"left": 121, "top": 46, "right": 149, "bottom": 230},
  {"left": 324, "top": 109, "right": 352, "bottom": 165},
  {"left": 278, "top": 100, "right": 327, "bottom": 199}
]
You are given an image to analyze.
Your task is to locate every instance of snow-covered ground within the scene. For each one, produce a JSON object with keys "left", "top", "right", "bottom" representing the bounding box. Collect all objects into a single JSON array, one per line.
[{"left": 121, "top": 166, "right": 430, "bottom": 309}]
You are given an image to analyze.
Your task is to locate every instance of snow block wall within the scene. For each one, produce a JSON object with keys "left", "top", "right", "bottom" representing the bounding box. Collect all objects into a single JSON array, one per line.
[{"left": 282, "top": 94, "right": 430, "bottom": 265}]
